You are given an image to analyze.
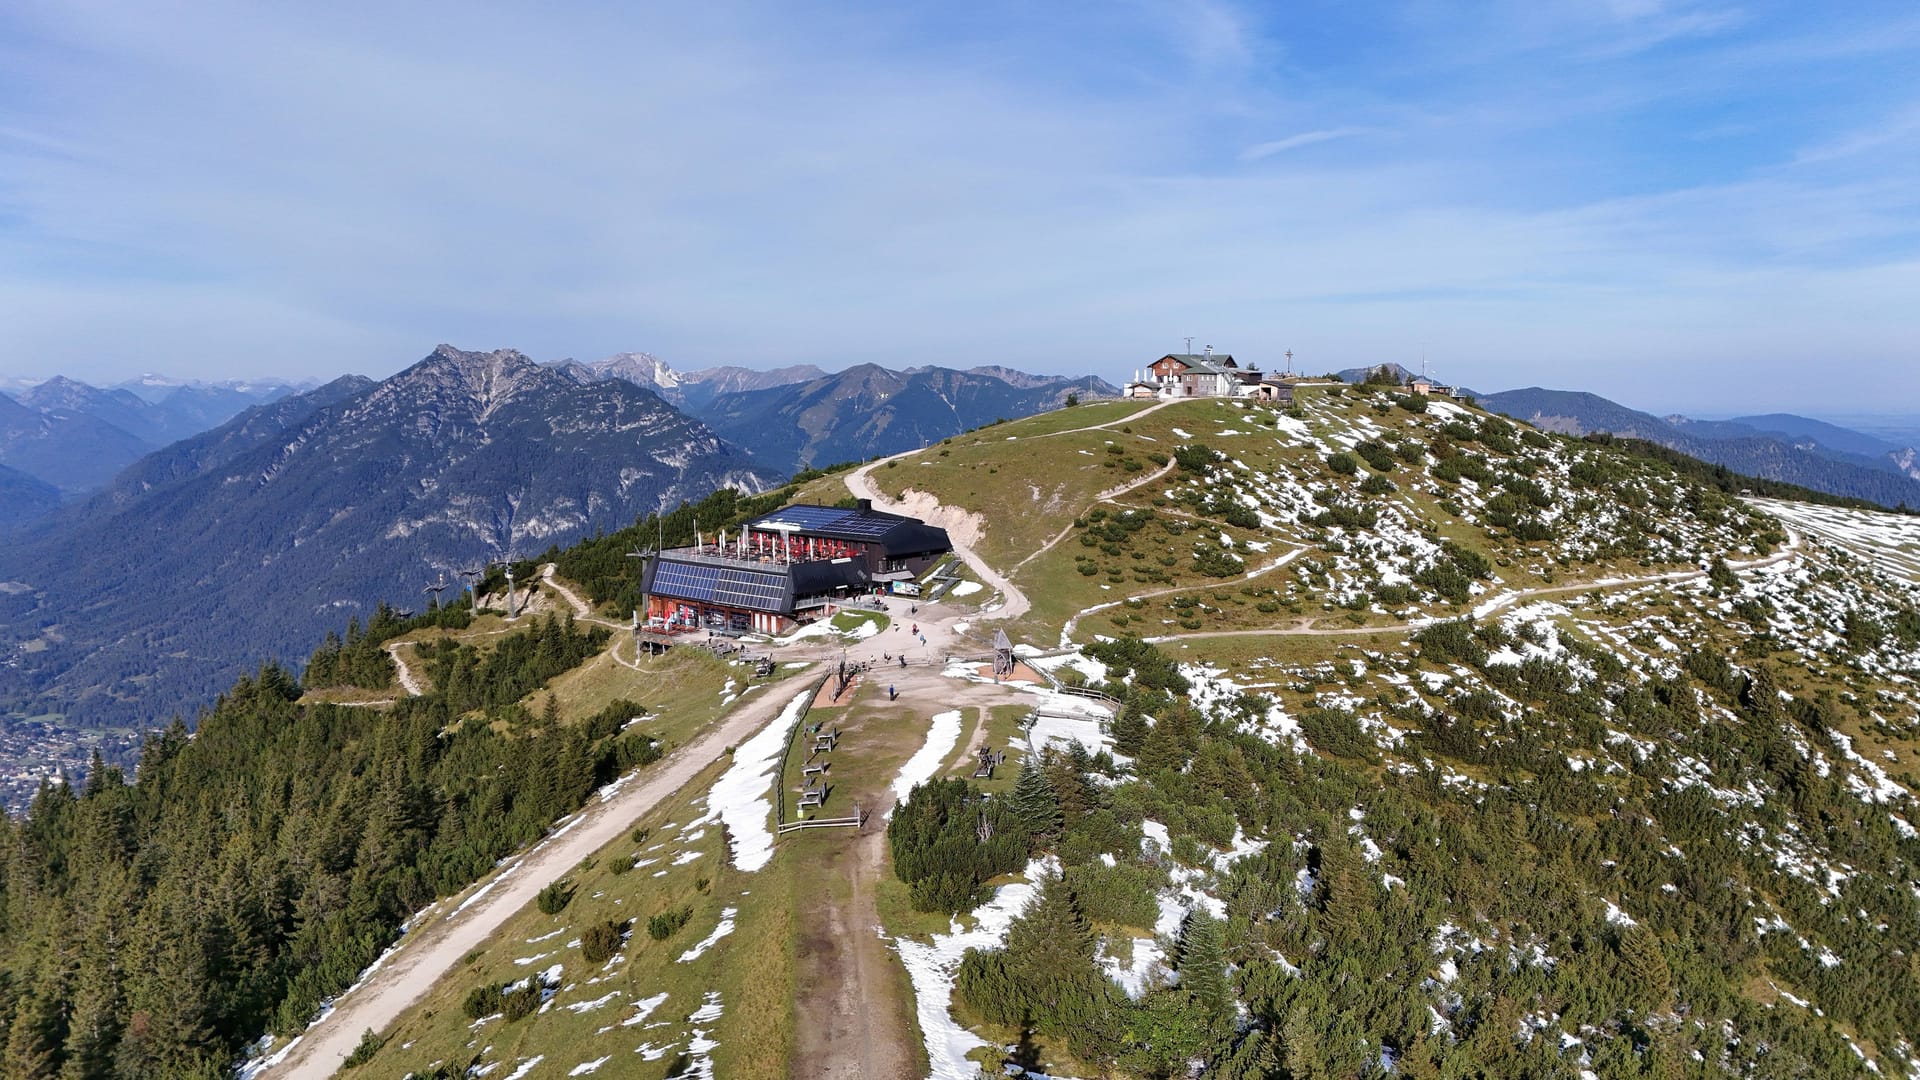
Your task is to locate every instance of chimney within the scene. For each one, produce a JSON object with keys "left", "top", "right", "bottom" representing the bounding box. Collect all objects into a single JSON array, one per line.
[{"left": 858, "top": 498, "right": 872, "bottom": 512}]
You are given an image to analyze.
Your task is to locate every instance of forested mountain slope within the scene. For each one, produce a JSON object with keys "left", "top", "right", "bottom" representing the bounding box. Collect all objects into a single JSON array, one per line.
[
  {"left": 0, "top": 464, "right": 60, "bottom": 529},
  {"left": 0, "top": 467, "right": 844, "bottom": 1075},
  {"left": 0, "top": 392, "right": 153, "bottom": 495},
  {"left": 0, "top": 377, "right": 300, "bottom": 502},
  {"left": 0, "top": 346, "right": 770, "bottom": 731},
  {"left": 855, "top": 388, "right": 1920, "bottom": 1077}
]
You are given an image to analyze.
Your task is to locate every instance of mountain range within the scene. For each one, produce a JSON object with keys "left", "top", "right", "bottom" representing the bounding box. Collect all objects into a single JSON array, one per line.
[
  {"left": 1324, "top": 366, "right": 1920, "bottom": 509},
  {"left": 557, "top": 352, "right": 829, "bottom": 413},
  {"left": 559, "top": 354, "right": 1116, "bottom": 469},
  {"left": 0, "top": 346, "right": 769, "bottom": 728},
  {"left": 0, "top": 375, "right": 302, "bottom": 504},
  {"left": 1481, "top": 387, "right": 1920, "bottom": 509},
  {"left": 0, "top": 347, "right": 1109, "bottom": 730},
  {"left": 688, "top": 362, "right": 1117, "bottom": 469}
]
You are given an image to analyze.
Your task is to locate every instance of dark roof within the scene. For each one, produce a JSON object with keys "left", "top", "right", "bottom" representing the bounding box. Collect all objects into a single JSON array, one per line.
[
  {"left": 1157, "top": 353, "right": 1237, "bottom": 376},
  {"left": 642, "top": 550, "right": 872, "bottom": 614},
  {"left": 745, "top": 503, "right": 951, "bottom": 556}
]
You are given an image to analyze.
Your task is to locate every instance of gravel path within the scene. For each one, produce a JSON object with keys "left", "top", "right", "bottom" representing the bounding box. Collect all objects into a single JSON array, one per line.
[
  {"left": 384, "top": 642, "right": 424, "bottom": 697},
  {"left": 260, "top": 670, "right": 821, "bottom": 1079}
]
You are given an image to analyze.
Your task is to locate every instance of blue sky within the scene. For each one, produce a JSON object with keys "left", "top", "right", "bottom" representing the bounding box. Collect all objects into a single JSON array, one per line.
[{"left": 1, "top": 1, "right": 1917, "bottom": 413}]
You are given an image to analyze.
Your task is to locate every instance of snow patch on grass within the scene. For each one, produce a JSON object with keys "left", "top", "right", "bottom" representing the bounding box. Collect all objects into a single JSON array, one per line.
[
  {"left": 704, "top": 688, "right": 811, "bottom": 872},
  {"left": 677, "top": 908, "right": 738, "bottom": 963},
  {"left": 891, "top": 710, "right": 965, "bottom": 808},
  {"left": 893, "top": 859, "right": 1048, "bottom": 1079}
]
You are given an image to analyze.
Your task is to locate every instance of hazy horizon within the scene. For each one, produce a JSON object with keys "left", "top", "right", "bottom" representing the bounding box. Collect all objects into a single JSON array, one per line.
[
  {"left": 6, "top": 349, "right": 1920, "bottom": 437},
  {"left": 4, "top": 2, "right": 1918, "bottom": 414}
]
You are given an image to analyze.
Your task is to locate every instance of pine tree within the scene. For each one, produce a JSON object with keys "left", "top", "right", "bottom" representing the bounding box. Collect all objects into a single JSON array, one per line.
[
  {"left": 1045, "top": 754, "right": 1095, "bottom": 822},
  {"left": 1177, "top": 911, "right": 1231, "bottom": 1026},
  {"left": 1617, "top": 925, "right": 1672, "bottom": 1012},
  {"left": 1008, "top": 758, "right": 1063, "bottom": 839},
  {"left": 1707, "top": 555, "right": 1737, "bottom": 594},
  {"left": 1281, "top": 998, "right": 1328, "bottom": 1080},
  {"left": 6, "top": 986, "right": 69, "bottom": 1079},
  {"left": 1110, "top": 704, "right": 1148, "bottom": 758},
  {"left": 1005, "top": 873, "right": 1097, "bottom": 1012}
]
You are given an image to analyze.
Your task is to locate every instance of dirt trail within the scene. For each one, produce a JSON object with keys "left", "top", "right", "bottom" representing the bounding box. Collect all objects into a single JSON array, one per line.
[
  {"left": 384, "top": 642, "right": 424, "bottom": 697},
  {"left": 786, "top": 644, "right": 1045, "bottom": 1080},
  {"left": 262, "top": 670, "right": 820, "bottom": 1079},
  {"left": 1015, "top": 458, "right": 1179, "bottom": 572},
  {"left": 1061, "top": 547, "right": 1307, "bottom": 643},
  {"left": 1145, "top": 529, "right": 1804, "bottom": 644},
  {"left": 844, "top": 402, "right": 1177, "bottom": 624},
  {"left": 846, "top": 463, "right": 1029, "bottom": 623},
  {"left": 541, "top": 562, "right": 596, "bottom": 620},
  {"left": 792, "top": 790, "right": 913, "bottom": 1080}
]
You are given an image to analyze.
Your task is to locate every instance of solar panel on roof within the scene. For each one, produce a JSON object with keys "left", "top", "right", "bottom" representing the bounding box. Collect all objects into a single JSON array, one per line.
[
  {"left": 650, "top": 560, "right": 789, "bottom": 612},
  {"left": 748, "top": 505, "right": 857, "bottom": 532},
  {"left": 822, "top": 512, "right": 903, "bottom": 539}
]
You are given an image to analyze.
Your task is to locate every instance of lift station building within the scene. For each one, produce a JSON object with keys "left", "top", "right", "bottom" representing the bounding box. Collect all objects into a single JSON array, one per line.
[{"left": 639, "top": 500, "right": 952, "bottom": 634}]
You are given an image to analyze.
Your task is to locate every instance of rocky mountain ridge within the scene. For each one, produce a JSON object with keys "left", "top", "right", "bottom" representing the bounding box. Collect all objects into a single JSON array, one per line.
[
  {"left": 0, "top": 345, "right": 771, "bottom": 728},
  {"left": 556, "top": 352, "right": 829, "bottom": 413}
]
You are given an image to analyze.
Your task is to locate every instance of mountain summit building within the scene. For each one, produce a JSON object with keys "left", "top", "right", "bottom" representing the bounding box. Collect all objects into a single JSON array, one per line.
[
  {"left": 1126, "top": 349, "right": 1292, "bottom": 401},
  {"left": 639, "top": 500, "right": 952, "bottom": 634}
]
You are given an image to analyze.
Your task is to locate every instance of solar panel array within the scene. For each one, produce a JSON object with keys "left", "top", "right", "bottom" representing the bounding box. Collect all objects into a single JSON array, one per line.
[
  {"left": 750, "top": 505, "right": 852, "bottom": 531},
  {"left": 823, "top": 512, "right": 905, "bottom": 540},
  {"left": 748, "top": 505, "right": 902, "bottom": 541},
  {"left": 650, "top": 560, "right": 788, "bottom": 612}
]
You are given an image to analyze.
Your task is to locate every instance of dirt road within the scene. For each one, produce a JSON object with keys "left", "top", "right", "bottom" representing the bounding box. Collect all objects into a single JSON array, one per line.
[
  {"left": 782, "top": 651, "right": 1049, "bottom": 1080},
  {"left": 262, "top": 670, "right": 820, "bottom": 1079}
]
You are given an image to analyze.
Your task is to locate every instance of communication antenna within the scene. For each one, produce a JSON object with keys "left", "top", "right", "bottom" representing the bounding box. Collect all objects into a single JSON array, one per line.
[
  {"left": 1285, "top": 349, "right": 1294, "bottom": 376},
  {"left": 1184, "top": 336, "right": 1193, "bottom": 355}
]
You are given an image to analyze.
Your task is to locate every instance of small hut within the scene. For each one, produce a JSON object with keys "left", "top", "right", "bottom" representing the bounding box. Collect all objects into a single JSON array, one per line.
[{"left": 992, "top": 629, "right": 1015, "bottom": 679}]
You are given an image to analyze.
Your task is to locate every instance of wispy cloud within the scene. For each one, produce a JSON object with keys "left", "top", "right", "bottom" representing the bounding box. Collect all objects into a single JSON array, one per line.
[
  {"left": 1793, "top": 103, "right": 1920, "bottom": 165},
  {"left": 1239, "top": 128, "right": 1372, "bottom": 161},
  {"left": 0, "top": 1, "right": 1913, "bottom": 412}
]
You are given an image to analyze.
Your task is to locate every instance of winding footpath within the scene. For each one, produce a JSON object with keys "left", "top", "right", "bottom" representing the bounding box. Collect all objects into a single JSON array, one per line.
[
  {"left": 1140, "top": 527, "right": 1804, "bottom": 644},
  {"left": 844, "top": 398, "right": 1175, "bottom": 624},
  {"left": 385, "top": 642, "right": 424, "bottom": 697},
  {"left": 846, "top": 459, "right": 1032, "bottom": 622}
]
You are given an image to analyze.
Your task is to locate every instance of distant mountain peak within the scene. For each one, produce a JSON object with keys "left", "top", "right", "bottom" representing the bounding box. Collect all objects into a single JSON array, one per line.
[
  {"left": 18, "top": 375, "right": 117, "bottom": 411},
  {"left": 395, "top": 345, "right": 552, "bottom": 422}
]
